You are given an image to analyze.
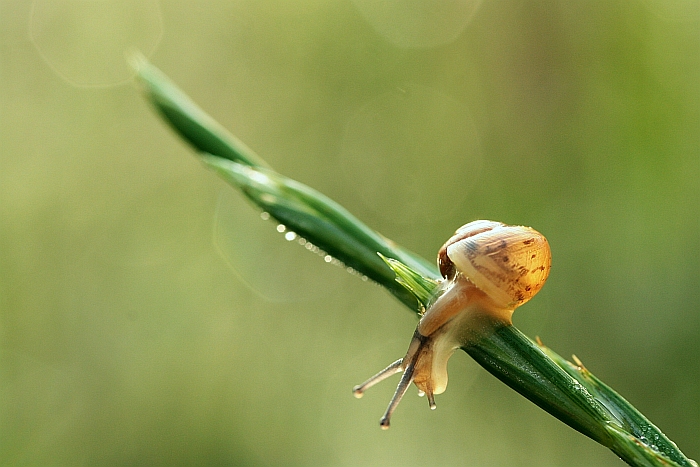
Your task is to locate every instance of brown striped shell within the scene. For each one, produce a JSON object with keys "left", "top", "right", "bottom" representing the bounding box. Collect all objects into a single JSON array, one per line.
[
  {"left": 438, "top": 220, "right": 551, "bottom": 310},
  {"left": 353, "top": 220, "right": 552, "bottom": 429}
]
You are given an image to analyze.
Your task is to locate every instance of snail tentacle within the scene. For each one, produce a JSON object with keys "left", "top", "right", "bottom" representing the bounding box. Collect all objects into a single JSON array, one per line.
[{"left": 354, "top": 220, "right": 551, "bottom": 428}]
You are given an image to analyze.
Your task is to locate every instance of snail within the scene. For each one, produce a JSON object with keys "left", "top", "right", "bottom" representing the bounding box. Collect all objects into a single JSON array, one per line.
[{"left": 353, "top": 220, "right": 551, "bottom": 429}]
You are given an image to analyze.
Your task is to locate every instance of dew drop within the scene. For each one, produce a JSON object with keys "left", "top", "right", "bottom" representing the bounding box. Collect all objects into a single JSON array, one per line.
[
  {"left": 214, "top": 189, "right": 347, "bottom": 302},
  {"left": 260, "top": 194, "right": 276, "bottom": 204},
  {"left": 276, "top": 224, "right": 286, "bottom": 233},
  {"left": 324, "top": 255, "right": 333, "bottom": 263}
]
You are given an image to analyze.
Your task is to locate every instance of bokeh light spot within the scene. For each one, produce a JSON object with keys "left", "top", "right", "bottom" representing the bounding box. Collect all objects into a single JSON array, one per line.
[
  {"left": 351, "top": 0, "right": 482, "bottom": 49},
  {"left": 340, "top": 84, "right": 482, "bottom": 224},
  {"left": 213, "top": 189, "right": 349, "bottom": 302},
  {"left": 642, "top": 0, "right": 700, "bottom": 21},
  {"left": 29, "top": 0, "right": 163, "bottom": 87}
]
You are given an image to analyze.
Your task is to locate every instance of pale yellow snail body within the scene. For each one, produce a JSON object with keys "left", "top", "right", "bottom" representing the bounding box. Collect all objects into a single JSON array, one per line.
[{"left": 353, "top": 220, "right": 552, "bottom": 429}]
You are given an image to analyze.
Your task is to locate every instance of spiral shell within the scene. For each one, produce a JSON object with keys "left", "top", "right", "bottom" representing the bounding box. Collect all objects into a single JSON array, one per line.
[
  {"left": 438, "top": 220, "right": 551, "bottom": 310},
  {"left": 354, "top": 220, "right": 552, "bottom": 429}
]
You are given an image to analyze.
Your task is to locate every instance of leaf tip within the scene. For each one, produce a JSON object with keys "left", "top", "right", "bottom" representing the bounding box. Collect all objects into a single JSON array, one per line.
[
  {"left": 127, "top": 50, "right": 148, "bottom": 74},
  {"left": 378, "top": 253, "right": 439, "bottom": 307}
]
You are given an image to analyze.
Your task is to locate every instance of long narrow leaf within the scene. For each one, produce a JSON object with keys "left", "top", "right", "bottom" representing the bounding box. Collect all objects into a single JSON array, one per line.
[{"left": 135, "top": 59, "right": 696, "bottom": 467}]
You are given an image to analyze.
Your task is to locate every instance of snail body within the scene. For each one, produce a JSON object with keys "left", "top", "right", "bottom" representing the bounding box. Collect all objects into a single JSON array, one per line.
[{"left": 353, "top": 220, "right": 551, "bottom": 429}]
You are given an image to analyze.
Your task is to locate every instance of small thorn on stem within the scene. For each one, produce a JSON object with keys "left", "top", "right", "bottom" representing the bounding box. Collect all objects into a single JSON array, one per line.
[{"left": 535, "top": 336, "right": 544, "bottom": 346}]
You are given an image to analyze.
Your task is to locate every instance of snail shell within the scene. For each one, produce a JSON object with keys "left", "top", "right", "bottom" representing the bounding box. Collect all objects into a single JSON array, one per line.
[
  {"left": 353, "top": 220, "right": 551, "bottom": 429},
  {"left": 438, "top": 220, "right": 551, "bottom": 310}
]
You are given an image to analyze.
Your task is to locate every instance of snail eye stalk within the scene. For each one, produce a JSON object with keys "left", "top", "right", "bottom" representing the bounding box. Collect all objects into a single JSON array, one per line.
[{"left": 354, "top": 220, "right": 551, "bottom": 428}]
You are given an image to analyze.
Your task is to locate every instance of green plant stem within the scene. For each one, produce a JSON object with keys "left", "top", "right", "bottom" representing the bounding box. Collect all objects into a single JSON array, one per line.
[
  {"left": 465, "top": 327, "right": 694, "bottom": 467},
  {"left": 202, "top": 155, "right": 431, "bottom": 310},
  {"left": 134, "top": 58, "right": 696, "bottom": 467},
  {"left": 464, "top": 325, "right": 614, "bottom": 445}
]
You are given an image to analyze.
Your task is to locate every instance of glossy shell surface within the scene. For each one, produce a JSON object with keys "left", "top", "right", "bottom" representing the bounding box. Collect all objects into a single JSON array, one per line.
[{"left": 439, "top": 220, "right": 551, "bottom": 310}]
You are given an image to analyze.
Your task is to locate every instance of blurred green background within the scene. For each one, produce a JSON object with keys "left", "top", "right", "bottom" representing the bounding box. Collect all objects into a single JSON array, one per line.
[{"left": 2, "top": 1, "right": 699, "bottom": 466}]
